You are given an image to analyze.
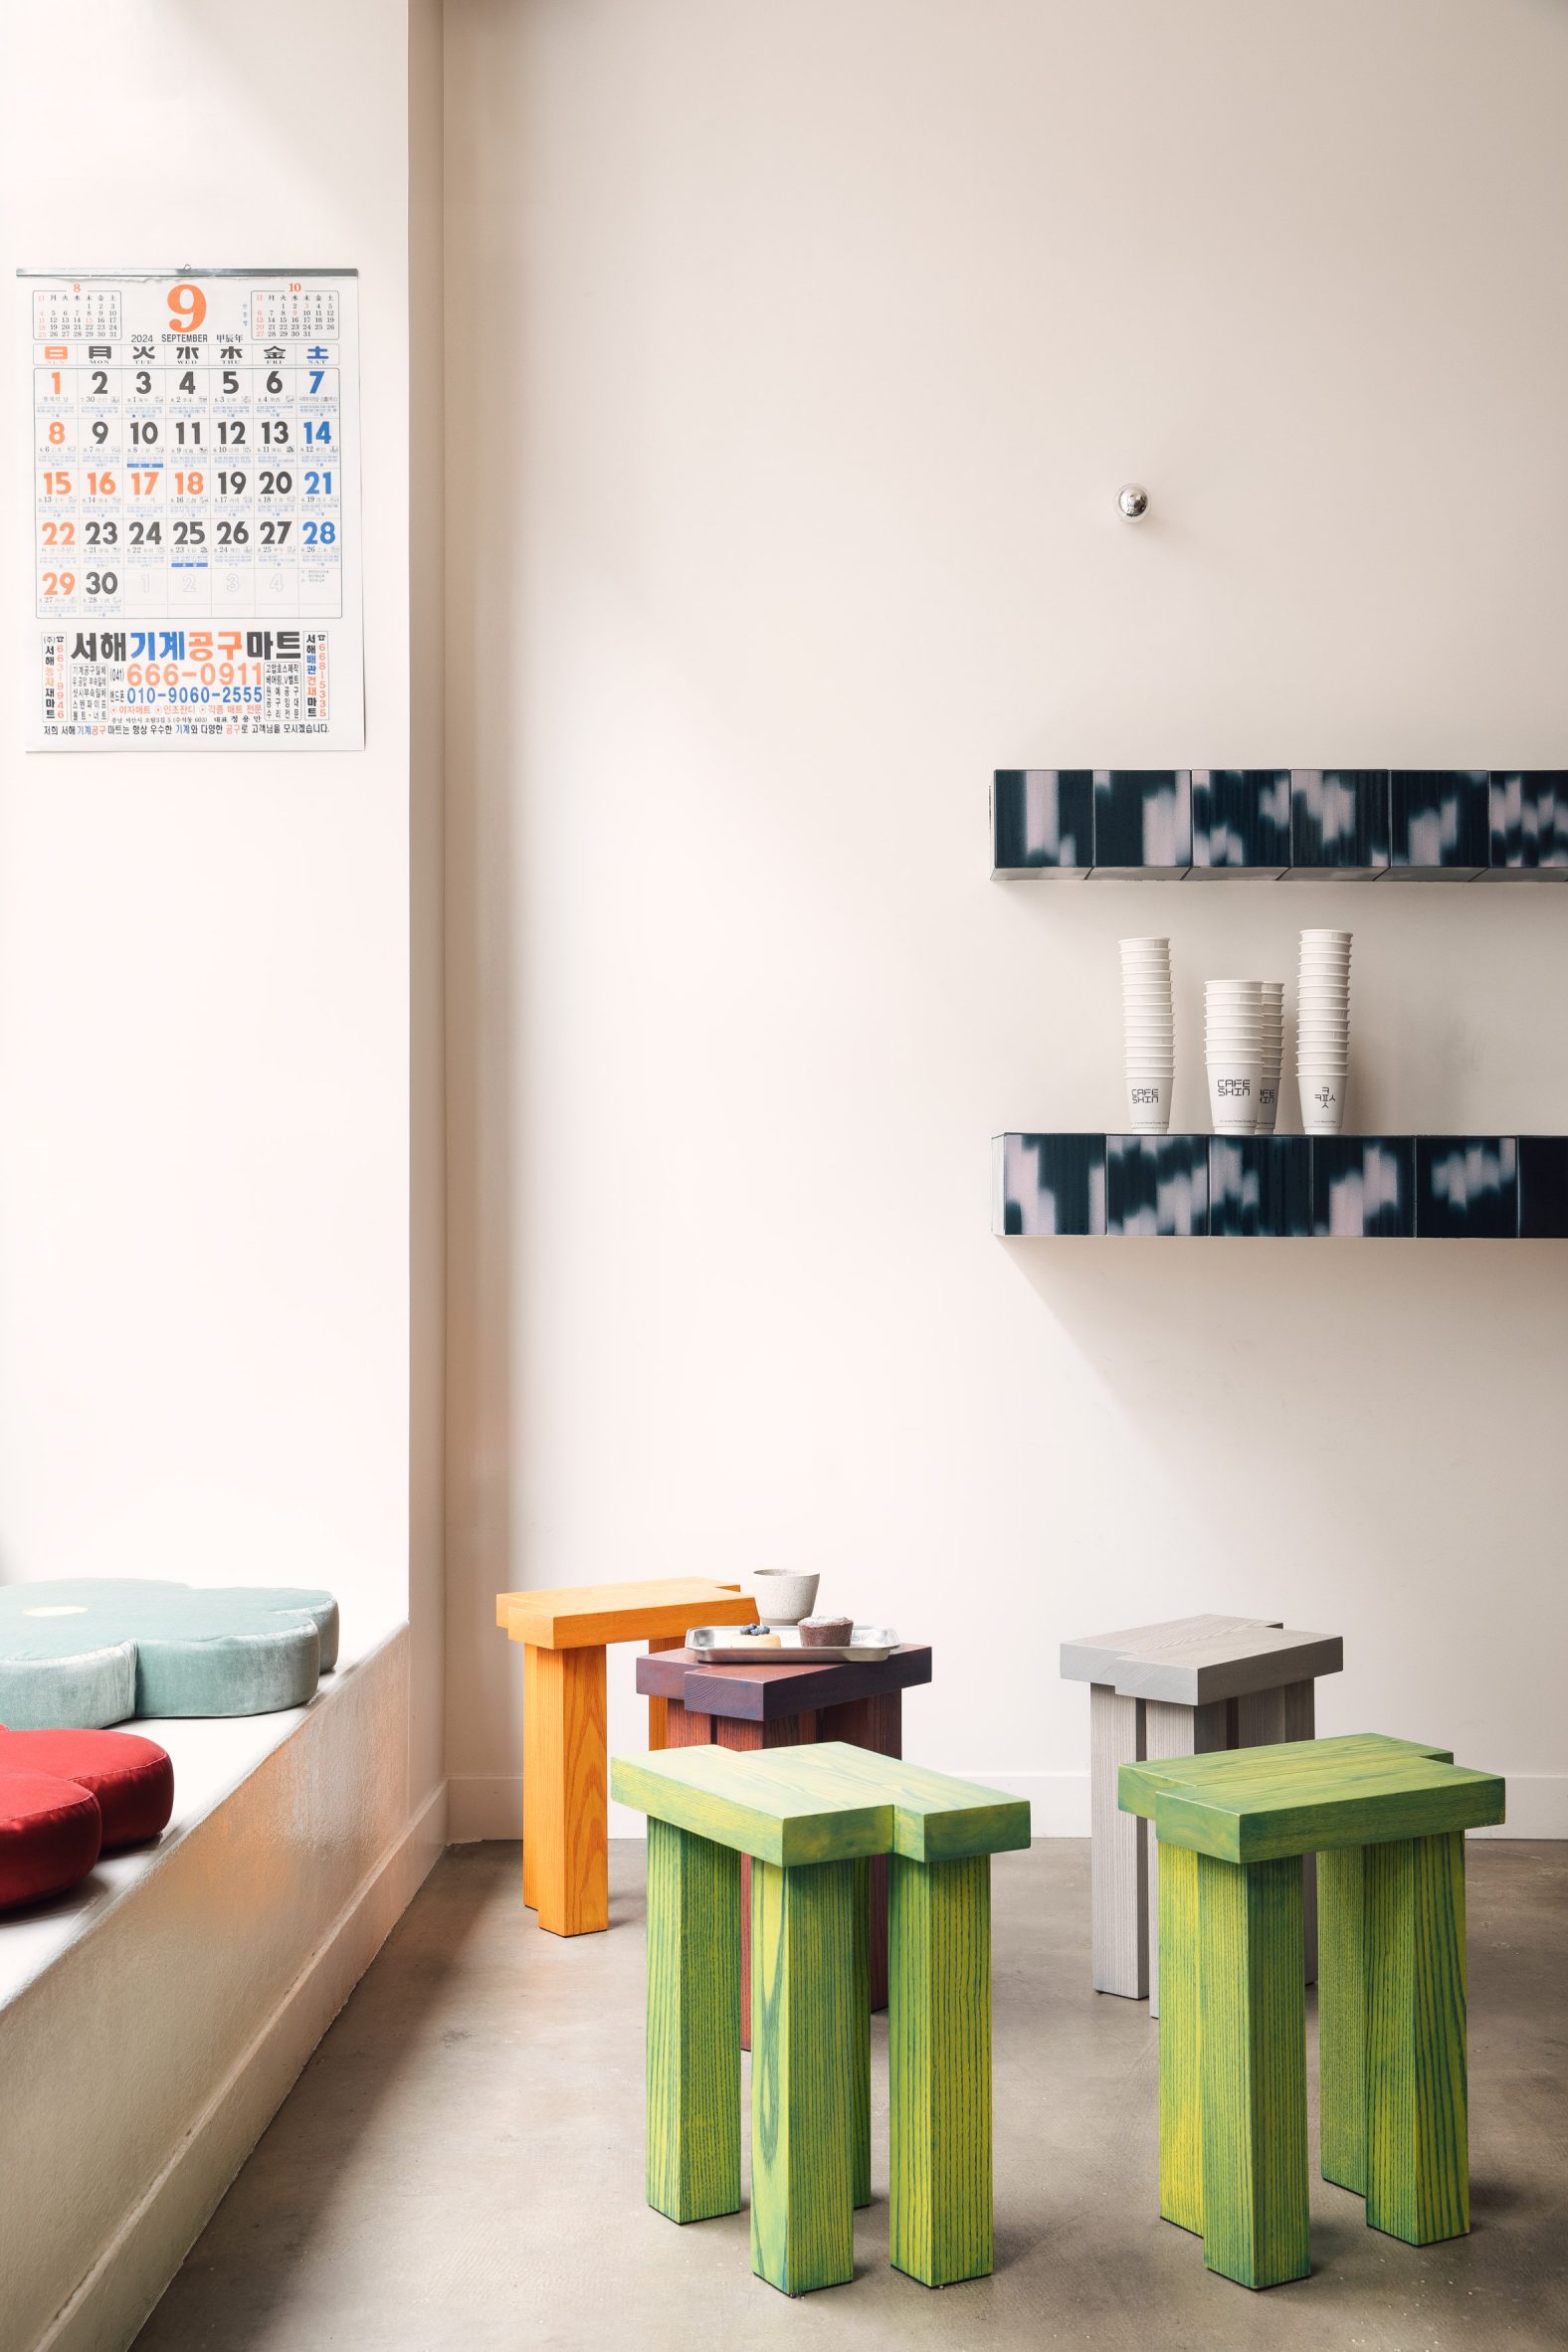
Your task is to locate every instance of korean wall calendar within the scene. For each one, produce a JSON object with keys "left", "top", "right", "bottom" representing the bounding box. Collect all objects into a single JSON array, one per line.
[{"left": 21, "top": 269, "right": 363, "bottom": 750}]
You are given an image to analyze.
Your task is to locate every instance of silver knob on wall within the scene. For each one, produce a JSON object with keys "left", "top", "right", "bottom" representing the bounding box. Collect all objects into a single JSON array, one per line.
[{"left": 1118, "top": 483, "right": 1149, "bottom": 520}]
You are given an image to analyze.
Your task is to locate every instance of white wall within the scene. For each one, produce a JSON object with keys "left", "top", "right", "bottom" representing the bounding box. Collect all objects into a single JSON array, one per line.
[
  {"left": 443, "top": 0, "right": 1568, "bottom": 1837},
  {"left": 0, "top": 0, "right": 420, "bottom": 1726}
]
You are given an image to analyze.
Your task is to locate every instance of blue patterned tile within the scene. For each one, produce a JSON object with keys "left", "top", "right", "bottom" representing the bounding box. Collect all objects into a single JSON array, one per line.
[
  {"left": 1090, "top": 770, "right": 1192, "bottom": 876},
  {"left": 1288, "top": 770, "right": 1390, "bottom": 876},
  {"left": 1190, "top": 770, "right": 1291, "bottom": 877},
  {"left": 1208, "top": 1138, "right": 1312, "bottom": 1237},
  {"left": 1485, "top": 772, "right": 1568, "bottom": 879},
  {"left": 1106, "top": 1134, "right": 1209, "bottom": 1236},
  {"left": 1390, "top": 771, "right": 1489, "bottom": 878},
  {"left": 1518, "top": 1137, "right": 1568, "bottom": 1237},
  {"left": 1416, "top": 1137, "right": 1518, "bottom": 1237},
  {"left": 1311, "top": 1137, "right": 1414, "bottom": 1237},
  {"left": 995, "top": 1133, "right": 1105, "bottom": 1235},
  {"left": 992, "top": 770, "right": 1093, "bottom": 875}
]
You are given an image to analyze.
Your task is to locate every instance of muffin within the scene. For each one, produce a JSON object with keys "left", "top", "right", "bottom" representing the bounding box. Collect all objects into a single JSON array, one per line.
[{"left": 797, "top": 1614, "right": 853, "bottom": 1648}]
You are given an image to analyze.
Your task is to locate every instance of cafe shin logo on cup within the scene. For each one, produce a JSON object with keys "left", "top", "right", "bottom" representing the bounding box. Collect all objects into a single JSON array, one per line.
[
  {"left": 1216, "top": 1076, "right": 1253, "bottom": 1100},
  {"left": 1130, "top": 1084, "right": 1162, "bottom": 1105}
]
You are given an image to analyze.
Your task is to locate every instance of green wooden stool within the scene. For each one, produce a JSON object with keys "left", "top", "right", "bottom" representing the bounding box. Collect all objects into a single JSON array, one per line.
[
  {"left": 1119, "top": 1732, "right": 1504, "bottom": 2290},
  {"left": 611, "top": 1741, "right": 1029, "bottom": 2295}
]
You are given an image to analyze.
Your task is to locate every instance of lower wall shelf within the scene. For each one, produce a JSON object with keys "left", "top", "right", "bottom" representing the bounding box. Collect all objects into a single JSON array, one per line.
[{"left": 994, "top": 1133, "right": 1568, "bottom": 1238}]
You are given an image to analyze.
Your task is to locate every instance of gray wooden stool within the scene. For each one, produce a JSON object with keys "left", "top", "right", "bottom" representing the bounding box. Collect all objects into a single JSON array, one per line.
[{"left": 1061, "top": 1614, "right": 1344, "bottom": 2013}]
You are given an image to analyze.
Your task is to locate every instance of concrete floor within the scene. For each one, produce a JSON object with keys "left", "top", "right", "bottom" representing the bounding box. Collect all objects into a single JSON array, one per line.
[{"left": 135, "top": 1840, "right": 1567, "bottom": 2351}]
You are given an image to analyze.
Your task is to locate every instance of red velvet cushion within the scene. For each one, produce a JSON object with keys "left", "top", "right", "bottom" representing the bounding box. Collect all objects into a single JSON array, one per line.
[
  {"left": 0, "top": 1729, "right": 174, "bottom": 1852},
  {"left": 0, "top": 1772, "right": 102, "bottom": 1909}
]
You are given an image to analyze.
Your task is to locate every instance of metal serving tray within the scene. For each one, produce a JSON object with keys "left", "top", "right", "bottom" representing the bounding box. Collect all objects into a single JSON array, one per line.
[{"left": 686, "top": 1625, "right": 899, "bottom": 1665}]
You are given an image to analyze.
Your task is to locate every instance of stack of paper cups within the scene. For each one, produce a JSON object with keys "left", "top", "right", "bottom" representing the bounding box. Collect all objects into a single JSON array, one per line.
[
  {"left": 1205, "top": 979, "right": 1266, "bottom": 1134},
  {"left": 1257, "top": 981, "right": 1285, "bottom": 1135},
  {"left": 1120, "top": 937, "right": 1173, "bottom": 1132},
  {"left": 1296, "top": 929, "right": 1351, "bottom": 1134}
]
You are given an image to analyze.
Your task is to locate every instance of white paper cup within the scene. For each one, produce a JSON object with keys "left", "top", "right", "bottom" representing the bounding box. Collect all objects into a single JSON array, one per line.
[
  {"left": 1207, "top": 1061, "right": 1261, "bottom": 1135},
  {"left": 1125, "top": 1073, "right": 1173, "bottom": 1131},
  {"left": 1255, "top": 1075, "right": 1281, "bottom": 1135},
  {"left": 1298, "top": 1070, "right": 1347, "bottom": 1132}
]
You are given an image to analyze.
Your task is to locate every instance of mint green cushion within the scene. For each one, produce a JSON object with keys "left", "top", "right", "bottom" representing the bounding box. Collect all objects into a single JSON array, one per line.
[{"left": 0, "top": 1580, "right": 339, "bottom": 1728}]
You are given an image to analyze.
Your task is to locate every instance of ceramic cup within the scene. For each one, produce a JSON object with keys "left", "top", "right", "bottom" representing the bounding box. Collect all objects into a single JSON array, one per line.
[
  {"left": 749, "top": 1569, "right": 820, "bottom": 1626},
  {"left": 1298, "top": 1070, "right": 1347, "bottom": 1134}
]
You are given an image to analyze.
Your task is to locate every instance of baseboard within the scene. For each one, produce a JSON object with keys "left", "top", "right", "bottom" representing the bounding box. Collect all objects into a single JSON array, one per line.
[
  {"left": 448, "top": 1768, "right": 1568, "bottom": 1845},
  {"left": 37, "top": 1777, "right": 449, "bottom": 2352}
]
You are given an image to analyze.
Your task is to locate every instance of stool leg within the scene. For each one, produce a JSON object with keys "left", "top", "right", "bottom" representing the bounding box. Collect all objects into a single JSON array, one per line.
[
  {"left": 1198, "top": 1853, "right": 1309, "bottom": 2288},
  {"left": 888, "top": 1852, "right": 993, "bottom": 2288},
  {"left": 1365, "top": 1831, "right": 1469, "bottom": 2246},
  {"left": 645, "top": 1636, "right": 686, "bottom": 1750},
  {"left": 820, "top": 1688, "right": 902, "bottom": 2011},
  {"left": 719, "top": 1714, "right": 816, "bottom": 2049},
  {"left": 1317, "top": 1845, "right": 1367, "bottom": 2193},
  {"left": 750, "top": 1857, "right": 856, "bottom": 2294},
  {"left": 646, "top": 1820, "right": 741, "bottom": 2224},
  {"left": 1157, "top": 1840, "right": 1203, "bottom": 2234},
  {"left": 1146, "top": 1698, "right": 1228, "bottom": 2016},
  {"left": 529, "top": 1644, "right": 608, "bottom": 1936},
  {"left": 1090, "top": 1684, "right": 1147, "bottom": 1998},
  {"left": 1234, "top": 1681, "right": 1318, "bottom": 1983},
  {"left": 852, "top": 1855, "right": 872, "bottom": 2210},
  {"left": 521, "top": 1643, "right": 542, "bottom": 1912}
]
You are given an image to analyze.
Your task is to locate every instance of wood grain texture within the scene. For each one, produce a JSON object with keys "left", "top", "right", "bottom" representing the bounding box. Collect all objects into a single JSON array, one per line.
[
  {"left": 1157, "top": 1757, "right": 1504, "bottom": 1865},
  {"left": 1062, "top": 1614, "right": 1275, "bottom": 1684},
  {"left": 1090, "top": 1683, "right": 1147, "bottom": 1999},
  {"left": 1365, "top": 1831, "right": 1470, "bottom": 2246},
  {"left": 644, "top": 1636, "right": 685, "bottom": 1751},
  {"left": 497, "top": 1577, "right": 751, "bottom": 1649},
  {"left": 1121, "top": 1732, "right": 1453, "bottom": 1822},
  {"left": 719, "top": 1715, "right": 816, "bottom": 2049},
  {"left": 1121, "top": 1630, "right": 1343, "bottom": 1709},
  {"left": 609, "top": 1740, "right": 893, "bottom": 1869},
  {"left": 529, "top": 1644, "right": 609, "bottom": 1935},
  {"left": 1280, "top": 1681, "right": 1318, "bottom": 1982},
  {"left": 521, "top": 1640, "right": 542, "bottom": 1912},
  {"left": 819, "top": 1689, "right": 902, "bottom": 2012},
  {"left": 888, "top": 1852, "right": 994, "bottom": 2287},
  {"left": 1158, "top": 1842, "right": 1203, "bottom": 2234},
  {"left": 750, "top": 1858, "right": 857, "bottom": 2295},
  {"left": 635, "top": 1645, "right": 933, "bottom": 1719},
  {"left": 663, "top": 1698, "right": 713, "bottom": 1750},
  {"left": 1317, "top": 1844, "right": 1367, "bottom": 2193},
  {"left": 793, "top": 1741, "right": 1032, "bottom": 1863},
  {"left": 645, "top": 1820, "right": 741, "bottom": 2224},
  {"left": 851, "top": 1855, "right": 872, "bottom": 2210},
  {"left": 1233, "top": 1683, "right": 1318, "bottom": 1982},
  {"left": 1198, "top": 1854, "right": 1309, "bottom": 2289},
  {"left": 1145, "top": 1697, "right": 1228, "bottom": 2017}
]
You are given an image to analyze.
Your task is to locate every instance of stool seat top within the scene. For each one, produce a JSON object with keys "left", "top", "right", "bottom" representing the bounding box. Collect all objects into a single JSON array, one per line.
[
  {"left": 1119, "top": 1732, "right": 1505, "bottom": 1862},
  {"left": 635, "top": 1644, "right": 933, "bottom": 1720},
  {"left": 495, "top": 1578, "right": 755, "bottom": 1650},
  {"left": 611, "top": 1741, "right": 1031, "bottom": 1867},
  {"left": 1061, "top": 1612, "right": 1343, "bottom": 1704}
]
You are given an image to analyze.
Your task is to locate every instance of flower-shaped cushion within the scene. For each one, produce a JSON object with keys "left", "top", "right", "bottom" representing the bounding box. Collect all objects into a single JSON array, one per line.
[
  {"left": 0, "top": 1580, "right": 339, "bottom": 1728},
  {"left": 0, "top": 1724, "right": 175, "bottom": 1910}
]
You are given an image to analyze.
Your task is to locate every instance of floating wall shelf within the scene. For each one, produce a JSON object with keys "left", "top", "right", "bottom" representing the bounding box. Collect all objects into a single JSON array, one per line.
[
  {"left": 994, "top": 1133, "right": 1568, "bottom": 1238},
  {"left": 992, "top": 769, "right": 1568, "bottom": 881}
]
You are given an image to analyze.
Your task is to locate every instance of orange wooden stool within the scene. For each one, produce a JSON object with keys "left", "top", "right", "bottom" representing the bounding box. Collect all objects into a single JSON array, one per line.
[{"left": 494, "top": 1579, "right": 757, "bottom": 1935}]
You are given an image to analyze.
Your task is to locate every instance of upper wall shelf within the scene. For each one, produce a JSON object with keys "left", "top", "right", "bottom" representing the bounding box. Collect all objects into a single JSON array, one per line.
[
  {"left": 992, "top": 769, "right": 1568, "bottom": 881},
  {"left": 995, "top": 1133, "right": 1568, "bottom": 1239}
]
